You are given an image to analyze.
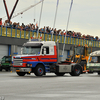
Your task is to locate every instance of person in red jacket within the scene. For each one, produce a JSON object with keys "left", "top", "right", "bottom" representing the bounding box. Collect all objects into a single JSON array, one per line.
[{"left": 0, "top": 18, "right": 2, "bottom": 26}]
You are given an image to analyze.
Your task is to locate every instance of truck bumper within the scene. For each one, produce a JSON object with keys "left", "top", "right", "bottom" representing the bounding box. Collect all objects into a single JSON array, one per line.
[
  {"left": 15, "top": 68, "right": 31, "bottom": 73},
  {"left": 87, "top": 66, "right": 100, "bottom": 72}
]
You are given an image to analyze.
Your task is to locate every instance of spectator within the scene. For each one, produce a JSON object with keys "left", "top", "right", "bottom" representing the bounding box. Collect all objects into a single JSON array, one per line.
[
  {"left": 35, "top": 26, "right": 38, "bottom": 32},
  {"left": 16, "top": 22, "right": 20, "bottom": 29},
  {"left": 72, "top": 31, "right": 75, "bottom": 37},
  {"left": 21, "top": 23, "right": 25, "bottom": 28},
  {"left": 82, "top": 34, "right": 86, "bottom": 39},
  {"left": 39, "top": 28, "right": 44, "bottom": 33},
  {"left": 24, "top": 25, "right": 30, "bottom": 31},
  {"left": 32, "top": 24, "right": 35, "bottom": 31},
  {"left": 0, "top": 18, "right": 2, "bottom": 26},
  {"left": 50, "top": 28, "right": 54, "bottom": 34},
  {"left": 95, "top": 36, "right": 98, "bottom": 40},
  {"left": 2, "top": 19, "right": 100, "bottom": 41},
  {"left": 58, "top": 29, "right": 61, "bottom": 35},
  {"left": 54, "top": 28, "right": 57, "bottom": 35},
  {"left": 46, "top": 26, "right": 50, "bottom": 33},
  {"left": 62, "top": 30, "right": 65, "bottom": 35},
  {"left": 43, "top": 26, "right": 46, "bottom": 33},
  {"left": 77, "top": 32, "right": 81, "bottom": 38},
  {"left": 12, "top": 22, "right": 17, "bottom": 28},
  {"left": 4, "top": 20, "right": 8, "bottom": 27}
]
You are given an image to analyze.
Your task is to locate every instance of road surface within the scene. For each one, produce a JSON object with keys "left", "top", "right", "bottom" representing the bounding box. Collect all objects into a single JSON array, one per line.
[{"left": 0, "top": 72, "right": 100, "bottom": 100}]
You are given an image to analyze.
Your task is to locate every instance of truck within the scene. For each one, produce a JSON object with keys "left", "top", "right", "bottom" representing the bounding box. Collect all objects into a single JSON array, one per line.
[
  {"left": 0, "top": 56, "right": 12, "bottom": 71},
  {"left": 13, "top": 39, "right": 83, "bottom": 76},
  {"left": 87, "top": 50, "right": 100, "bottom": 75},
  {"left": 69, "top": 45, "right": 92, "bottom": 73}
]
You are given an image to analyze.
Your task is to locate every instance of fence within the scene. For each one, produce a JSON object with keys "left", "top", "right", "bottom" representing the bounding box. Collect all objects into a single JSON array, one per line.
[{"left": 0, "top": 26, "right": 100, "bottom": 47}]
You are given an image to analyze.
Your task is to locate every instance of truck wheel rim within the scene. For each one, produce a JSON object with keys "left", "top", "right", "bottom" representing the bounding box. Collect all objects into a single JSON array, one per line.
[
  {"left": 75, "top": 69, "right": 80, "bottom": 74},
  {"left": 38, "top": 68, "right": 43, "bottom": 74}
]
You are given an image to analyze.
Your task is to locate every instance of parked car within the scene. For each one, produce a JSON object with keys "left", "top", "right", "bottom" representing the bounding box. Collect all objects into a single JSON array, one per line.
[{"left": 0, "top": 56, "right": 12, "bottom": 71}]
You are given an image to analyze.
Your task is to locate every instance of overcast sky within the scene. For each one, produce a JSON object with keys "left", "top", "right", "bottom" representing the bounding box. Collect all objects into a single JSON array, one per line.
[{"left": 0, "top": 0, "right": 100, "bottom": 37}]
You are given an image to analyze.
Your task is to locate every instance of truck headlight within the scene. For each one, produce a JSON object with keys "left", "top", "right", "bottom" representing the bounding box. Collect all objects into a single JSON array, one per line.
[
  {"left": 27, "top": 64, "right": 32, "bottom": 67},
  {"left": 27, "top": 64, "right": 30, "bottom": 67},
  {"left": 30, "top": 64, "right": 32, "bottom": 67}
]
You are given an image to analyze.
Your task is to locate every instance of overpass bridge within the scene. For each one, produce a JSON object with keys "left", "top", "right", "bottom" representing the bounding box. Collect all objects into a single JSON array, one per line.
[
  {"left": 0, "top": 26, "right": 99, "bottom": 48},
  {"left": 0, "top": 26, "right": 100, "bottom": 60}
]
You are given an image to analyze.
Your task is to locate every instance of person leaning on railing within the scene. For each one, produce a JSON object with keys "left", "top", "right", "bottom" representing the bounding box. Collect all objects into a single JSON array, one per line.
[
  {"left": 1, "top": 19, "right": 100, "bottom": 41},
  {"left": 0, "top": 18, "right": 2, "bottom": 26}
]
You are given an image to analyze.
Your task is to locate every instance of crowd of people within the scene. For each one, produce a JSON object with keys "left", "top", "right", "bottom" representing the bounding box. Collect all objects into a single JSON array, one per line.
[{"left": 0, "top": 18, "right": 99, "bottom": 41}]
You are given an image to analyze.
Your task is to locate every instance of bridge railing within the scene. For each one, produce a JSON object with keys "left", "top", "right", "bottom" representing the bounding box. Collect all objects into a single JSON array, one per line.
[{"left": 0, "top": 26, "right": 100, "bottom": 47}]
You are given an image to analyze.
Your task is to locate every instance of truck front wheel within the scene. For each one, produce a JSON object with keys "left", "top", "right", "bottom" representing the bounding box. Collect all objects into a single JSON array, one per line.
[
  {"left": 34, "top": 64, "right": 45, "bottom": 76},
  {"left": 0, "top": 67, "right": 2, "bottom": 71},
  {"left": 16, "top": 72, "right": 26, "bottom": 76}
]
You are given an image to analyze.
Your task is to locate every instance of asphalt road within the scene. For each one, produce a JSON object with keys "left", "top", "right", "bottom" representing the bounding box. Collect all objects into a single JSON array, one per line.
[{"left": 0, "top": 72, "right": 100, "bottom": 100}]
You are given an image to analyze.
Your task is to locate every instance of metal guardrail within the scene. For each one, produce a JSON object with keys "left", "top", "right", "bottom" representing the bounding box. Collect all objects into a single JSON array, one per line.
[{"left": 0, "top": 26, "right": 100, "bottom": 47}]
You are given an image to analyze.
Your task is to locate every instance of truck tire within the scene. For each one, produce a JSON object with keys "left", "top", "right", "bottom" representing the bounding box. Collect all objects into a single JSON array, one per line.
[
  {"left": 16, "top": 72, "right": 26, "bottom": 76},
  {"left": 0, "top": 67, "right": 2, "bottom": 71},
  {"left": 55, "top": 73, "right": 65, "bottom": 76},
  {"left": 98, "top": 72, "right": 100, "bottom": 75},
  {"left": 70, "top": 65, "right": 81, "bottom": 76},
  {"left": 69, "top": 72, "right": 74, "bottom": 76},
  {"left": 34, "top": 64, "right": 45, "bottom": 76},
  {"left": 5, "top": 68, "right": 9, "bottom": 71},
  {"left": 5, "top": 67, "right": 11, "bottom": 71}
]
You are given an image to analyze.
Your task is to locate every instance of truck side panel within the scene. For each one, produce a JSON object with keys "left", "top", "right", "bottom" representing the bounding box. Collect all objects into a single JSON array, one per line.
[
  {"left": 58, "top": 65, "right": 72, "bottom": 72},
  {"left": 27, "top": 61, "right": 45, "bottom": 67}
]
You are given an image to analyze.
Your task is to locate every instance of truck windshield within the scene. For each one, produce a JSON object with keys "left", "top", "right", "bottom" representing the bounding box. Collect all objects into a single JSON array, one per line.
[
  {"left": 75, "top": 47, "right": 84, "bottom": 55},
  {"left": 22, "top": 47, "right": 41, "bottom": 55},
  {"left": 88, "top": 56, "right": 100, "bottom": 63},
  {"left": 1, "top": 56, "right": 11, "bottom": 63}
]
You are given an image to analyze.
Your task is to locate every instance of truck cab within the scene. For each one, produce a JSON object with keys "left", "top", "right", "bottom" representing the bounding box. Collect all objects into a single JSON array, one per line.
[
  {"left": 87, "top": 50, "right": 100, "bottom": 75},
  {"left": 0, "top": 56, "right": 12, "bottom": 71},
  {"left": 13, "top": 39, "right": 82, "bottom": 76},
  {"left": 13, "top": 39, "right": 58, "bottom": 76}
]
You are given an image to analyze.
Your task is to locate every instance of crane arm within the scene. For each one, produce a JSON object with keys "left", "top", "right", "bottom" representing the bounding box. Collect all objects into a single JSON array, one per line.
[{"left": 11, "top": 0, "right": 44, "bottom": 19}]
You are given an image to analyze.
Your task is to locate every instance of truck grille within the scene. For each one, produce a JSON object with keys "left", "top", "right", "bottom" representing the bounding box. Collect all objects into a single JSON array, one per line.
[{"left": 13, "top": 59, "right": 23, "bottom": 66}]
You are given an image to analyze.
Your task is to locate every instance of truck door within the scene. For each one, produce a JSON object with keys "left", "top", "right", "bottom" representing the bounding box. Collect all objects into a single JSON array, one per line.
[
  {"left": 41, "top": 46, "right": 57, "bottom": 63},
  {"left": 42, "top": 46, "right": 49, "bottom": 54}
]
